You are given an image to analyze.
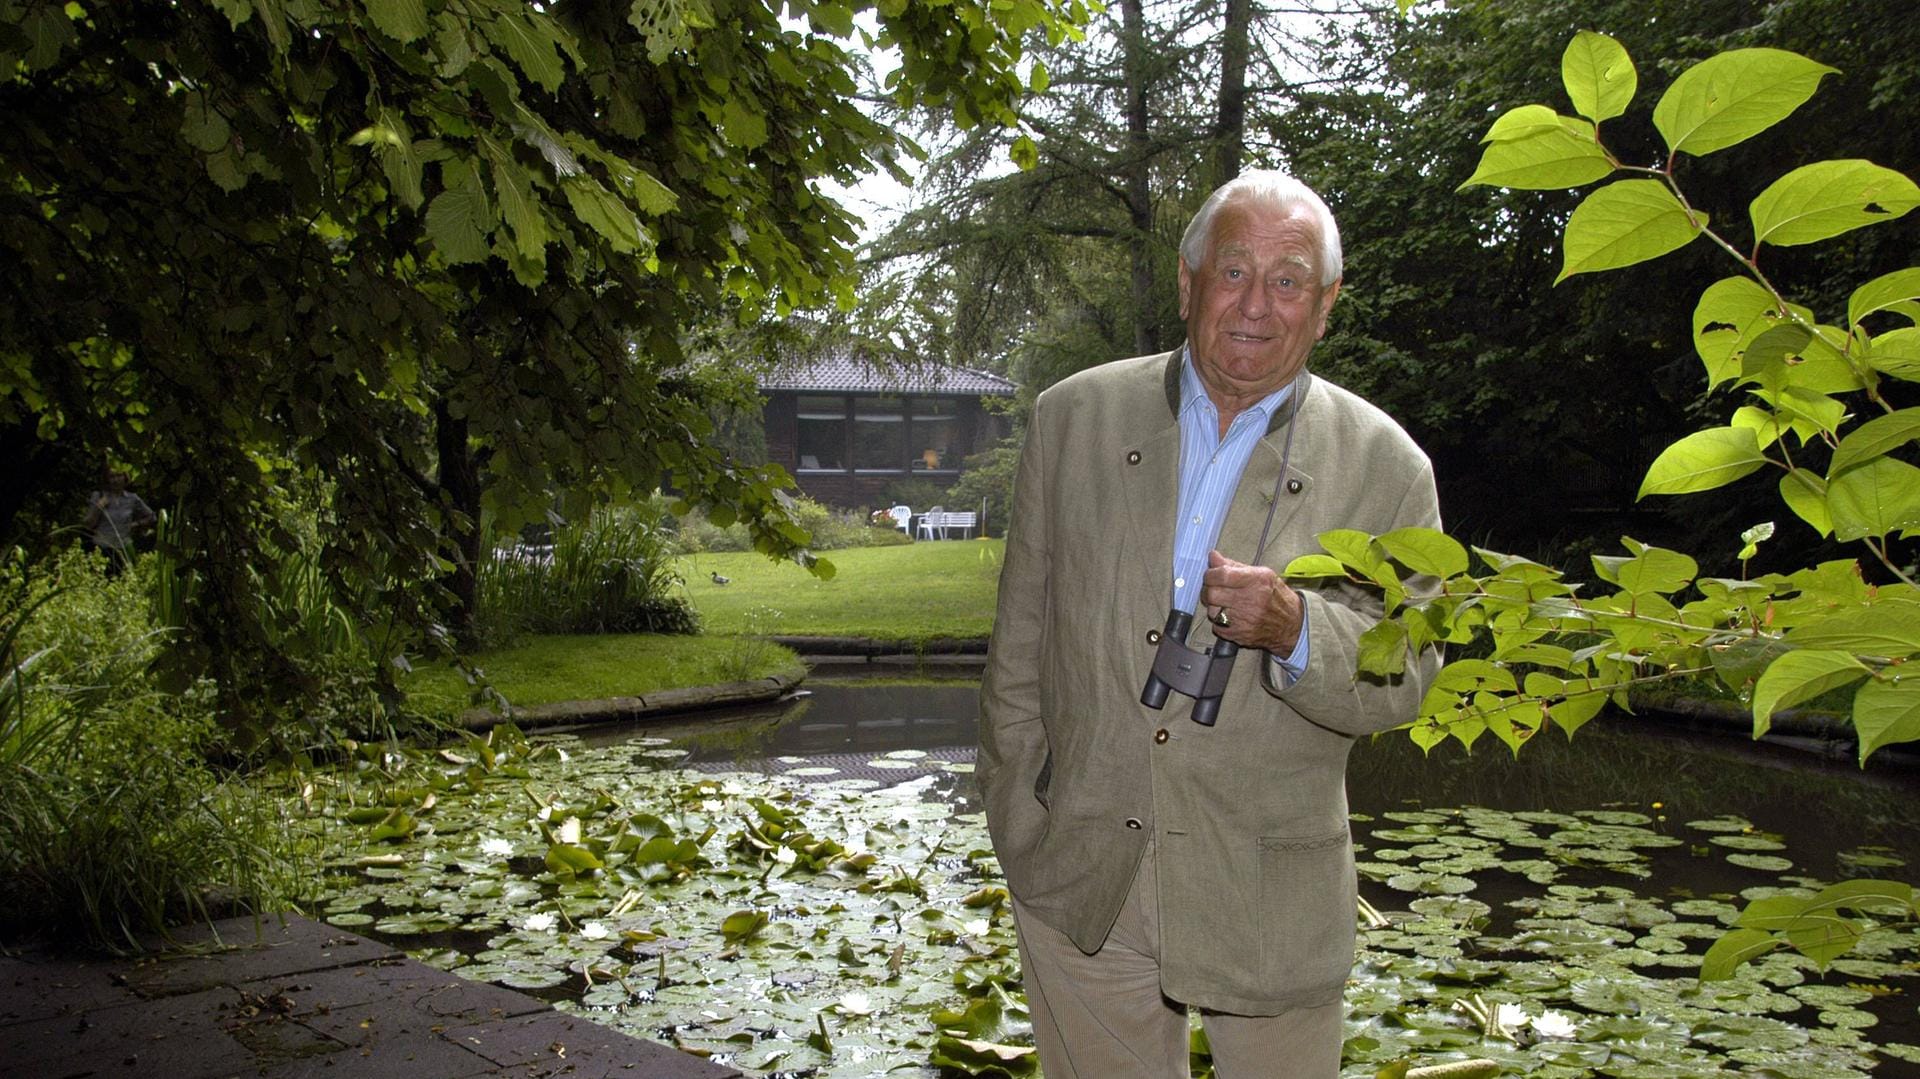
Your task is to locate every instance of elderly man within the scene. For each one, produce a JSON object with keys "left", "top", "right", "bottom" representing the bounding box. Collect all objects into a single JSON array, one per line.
[{"left": 978, "top": 171, "right": 1440, "bottom": 1076}]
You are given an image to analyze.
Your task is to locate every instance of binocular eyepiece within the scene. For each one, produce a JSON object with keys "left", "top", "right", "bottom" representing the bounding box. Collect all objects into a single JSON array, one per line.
[{"left": 1140, "top": 608, "right": 1239, "bottom": 726}]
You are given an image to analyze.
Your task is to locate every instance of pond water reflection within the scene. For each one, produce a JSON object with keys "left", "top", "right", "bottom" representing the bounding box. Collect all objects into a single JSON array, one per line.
[
  {"left": 595, "top": 674, "right": 1920, "bottom": 1065},
  {"left": 324, "top": 676, "right": 1920, "bottom": 1077}
]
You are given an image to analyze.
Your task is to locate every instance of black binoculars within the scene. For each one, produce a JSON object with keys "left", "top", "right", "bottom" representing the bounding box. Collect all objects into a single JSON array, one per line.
[{"left": 1140, "top": 608, "right": 1239, "bottom": 727}]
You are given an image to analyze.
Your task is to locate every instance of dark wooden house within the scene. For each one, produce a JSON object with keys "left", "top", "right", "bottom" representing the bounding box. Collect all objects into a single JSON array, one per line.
[{"left": 759, "top": 352, "right": 1015, "bottom": 508}]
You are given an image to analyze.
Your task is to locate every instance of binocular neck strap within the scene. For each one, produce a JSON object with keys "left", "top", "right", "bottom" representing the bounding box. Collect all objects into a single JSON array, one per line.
[{"left": 1249, "top": 377, "right": 1306, "bottom": 566}]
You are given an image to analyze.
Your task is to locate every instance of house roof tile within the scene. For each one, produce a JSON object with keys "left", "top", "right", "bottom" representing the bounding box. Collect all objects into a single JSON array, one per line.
[{"left": 760, "top": 352, "right": 1015, "bottom": 396}]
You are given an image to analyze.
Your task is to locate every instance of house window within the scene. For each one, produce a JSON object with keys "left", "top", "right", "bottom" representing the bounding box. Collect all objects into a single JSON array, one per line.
[
  {"left": 853, "top": 395, "right": 907, "bottom": 472},
  {"left": 911, "top": 398, "right": 958, "bottom": 471},
  {"left": 796, "top": 394, "right": 847, "bottom": 471},
  {"left": 794, "top": 394, "right": 965, "bottom": 474}
]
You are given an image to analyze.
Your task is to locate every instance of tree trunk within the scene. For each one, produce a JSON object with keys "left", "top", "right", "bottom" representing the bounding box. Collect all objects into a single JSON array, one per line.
[
  {"left": 1121, "top": 0, "right": 1158, "bottom": 355},
  {"left": 1213, "top": 0, "right": 1251, "bottom": 188},
  {"left": 434, "top": 400, "right": 483, "bottom": 650}
]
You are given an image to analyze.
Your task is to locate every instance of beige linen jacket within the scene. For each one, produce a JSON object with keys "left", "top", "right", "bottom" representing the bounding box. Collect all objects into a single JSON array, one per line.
[{"left": 978, "top": 349, "right": 1441, "bottom": 1016}]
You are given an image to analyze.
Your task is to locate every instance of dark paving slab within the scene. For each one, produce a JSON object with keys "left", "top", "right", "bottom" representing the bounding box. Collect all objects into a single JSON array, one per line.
[
  {"left": 0, "top": 916, "right": 741, "bottom": 1079},
  {"left": 0, "top": 946, "right": 134, "bottom": 1025},
  {"left": 238, "top": 955, "right": 547, "bottom": 1025},
  {"left": 126, "top": 914, "right": 402, "bottom": 997},
  {"left": 445, "top": 1009, "right": 739, "bottom": 1078},
  {"left": 2, "top": 983, "right": 266, "bottom": 1077}
]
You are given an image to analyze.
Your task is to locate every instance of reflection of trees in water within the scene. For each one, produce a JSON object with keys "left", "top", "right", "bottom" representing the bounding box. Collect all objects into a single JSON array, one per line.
[{"left": 1349, "top": 714, "right": 1920, "bottom": 877}]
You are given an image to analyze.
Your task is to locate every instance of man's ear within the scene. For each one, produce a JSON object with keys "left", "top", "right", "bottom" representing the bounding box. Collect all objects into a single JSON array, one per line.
[
  {"left": 1315, "top": 278, "right": 1342, "bottom": 337},
  {"left": 1177, "top": 258, "right": 1192, "bottom": 320}
]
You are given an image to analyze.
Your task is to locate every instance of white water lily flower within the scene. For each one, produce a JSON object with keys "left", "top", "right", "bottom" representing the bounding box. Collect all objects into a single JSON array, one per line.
[
  {"left": 523, "top": 911, "right": 557, "bottom": 932},
  {"left": 480, "top": 837, "right": 513, "bottom": 857},
  {"left": 964, "top": 918, "right": 990, "bottom": 937},
  {"left": 557, "top": 816, "right": 582, "bottom": 844},
  {"left": 580, "top": 921, "right": 610, "bottom": 940},
  {"left": 837, "top": 991, "right": 873, "bottom": 1016},
  {"left": 773, "top": 845, "right": 798, "bottom": 865},
  {"left": 1531, "top": 1010, "right": 1578, "bottom": 1040},
  {"left": 701, "top": 799, "right": 724, "bottom": 813}
]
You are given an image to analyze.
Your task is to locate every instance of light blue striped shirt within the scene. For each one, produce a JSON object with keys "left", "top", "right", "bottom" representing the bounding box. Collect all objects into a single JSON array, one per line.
[{"left": 1171, "top": 350, "right": 1310, "bottom": 678}]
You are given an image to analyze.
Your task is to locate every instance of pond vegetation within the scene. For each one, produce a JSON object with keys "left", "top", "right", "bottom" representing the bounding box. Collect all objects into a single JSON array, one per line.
[{"left": 297, "top": 683, "right": 1920, "bottom": 1078}]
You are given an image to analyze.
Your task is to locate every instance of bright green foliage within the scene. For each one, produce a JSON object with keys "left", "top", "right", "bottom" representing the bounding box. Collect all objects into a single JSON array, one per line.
[
  {"left": 1328, "top": 31, "right": 1920, "bottom": 979},
  {"left": 0, "top": 0, "right": 1077, "bottom": 738}
]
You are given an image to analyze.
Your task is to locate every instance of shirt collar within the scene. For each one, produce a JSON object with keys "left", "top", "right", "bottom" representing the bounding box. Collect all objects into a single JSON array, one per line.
[{"left": 1177, "top": 344, "right": 1294, "bottom": 429}]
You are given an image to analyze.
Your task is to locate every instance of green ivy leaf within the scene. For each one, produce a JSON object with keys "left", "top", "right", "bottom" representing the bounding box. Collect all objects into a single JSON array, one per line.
[
  {"left": 1750, "top": 159, "right": 1920, "bottom": 248},
  {"left": 1561, "top": 30, "right": 1636, "bottom": 124},
  {"left": 1652, "top": 47, "right": 1838, "bottom": 158},
  {"left": 1826, "top": 455, "right": 1920, "bottom": 541},
  {"left": 1637, "top": 426, "right": 1766, "bottom": 498},
  {"left": 1750, "top": 649, "right": 1870, "bottom": 737},
  {"left": 1458, "top": 112, "right": 1610, "bottom": 191},
  {"left": 1557, "top": 179, "right": 1702, "bottom": 283},
  {"left": 1856, "top": 675, "right": 1920, "bottom": 763},
  {"left": 1830, "top": 407, "right": 1920, "bottom": 476}
]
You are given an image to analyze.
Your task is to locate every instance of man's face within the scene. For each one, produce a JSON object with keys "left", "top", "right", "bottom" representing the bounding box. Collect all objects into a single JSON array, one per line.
[{"left": 1178, "top": 199, "right": 1340, "bottom": 409}]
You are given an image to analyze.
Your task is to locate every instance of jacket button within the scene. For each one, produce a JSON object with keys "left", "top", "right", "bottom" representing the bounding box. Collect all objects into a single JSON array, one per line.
[
  {"left": 1147, "top": 629, "right": 1161, "bottom": 645},
  {"left": 1154, "top": 728, "right": 1169, "bottom": 744},
  {"left": 1125, "top": 817, "right": 1143, "bottom": 830},
  {"left": 1287, "top": 478, "right": 1303, "bottom": 494},
  {"left": 1127, "top": 450, "right": 1141, "bottom": 465}
]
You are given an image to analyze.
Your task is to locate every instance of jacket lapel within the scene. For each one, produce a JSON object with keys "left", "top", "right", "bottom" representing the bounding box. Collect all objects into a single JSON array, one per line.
[{"left": 1216, "top": 376, "right": 1316, "bottom": 572}]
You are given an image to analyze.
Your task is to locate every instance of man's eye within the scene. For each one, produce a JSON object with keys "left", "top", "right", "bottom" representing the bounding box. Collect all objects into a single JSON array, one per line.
[{"left": 1225, "top": 268, "right": 1244, "bottom": 280}]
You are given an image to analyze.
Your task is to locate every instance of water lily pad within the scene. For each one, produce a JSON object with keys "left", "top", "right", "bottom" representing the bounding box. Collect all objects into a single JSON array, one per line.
[
  {"left": 1386, "top": 872, "right": 1478, "bottom": 896},
  {"left": 1711, "top": 833, "right": 1788, "bottom": 852},
  {"left": 1687, "top": 815, "right": 1756, "bottom": 833},
  {"left": 1727, "top": 853, "right": 1795, "bottom": 872},
  {"left": 783, "top": 766, "right": 841, "bottom": 777}
]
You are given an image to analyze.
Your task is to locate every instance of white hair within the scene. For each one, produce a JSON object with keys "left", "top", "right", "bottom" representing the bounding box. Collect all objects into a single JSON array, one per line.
[{"left": 1178, "top": 171, "right": 1343, "bottom": 286}]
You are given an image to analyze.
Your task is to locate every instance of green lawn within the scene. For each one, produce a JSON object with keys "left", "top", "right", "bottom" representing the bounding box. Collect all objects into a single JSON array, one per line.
[
  {"left": 679, "top": 538, "right": 1003, "bottom": 641},
  {"left": 402, "top": 633, "right": 804, "bottom": 715}
]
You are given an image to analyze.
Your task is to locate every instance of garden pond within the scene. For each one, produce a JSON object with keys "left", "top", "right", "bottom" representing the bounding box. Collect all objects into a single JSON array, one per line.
[{"left": 300, "top": 677, "right": 1920, "bottom": 1078}]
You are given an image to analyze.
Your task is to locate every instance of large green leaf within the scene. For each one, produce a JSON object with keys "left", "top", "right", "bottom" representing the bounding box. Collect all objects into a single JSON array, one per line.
[
  {"left": 1848, "top": 267, "right": 1920, "bottom": 328},
  {"left": 1783, "top": 604, "right": 1920, "bottom": 657},
  {"left": 1856, "top": 675, "right": 1920, "bottom": 762},
  {"left": 1613, "top": 545, "right": 1698, "bottom": 596},
  {"left": 366, "top": 0, "right": 430, "bottom": 43},
  {"left": 1376, "top": 527, "right": 1469, "bottom": 579},
  {"left": 1778, "top": 470, "right": 1833, "bottom": 537},
  {"left": 425, "top": 159, "right": 495, "bottom": 264},
  {"left": 1357, "top": 618, "right": 1409, "bottom": 678},
  {"left": 1830, "top": 408, "right": 1920, "bottom": 476},
  {"left": 1652, "top": 48, "right": 1838, "bottom": 157},
  {"left": 562, "top": 175, "right": 646, "bottom": 254},
  {"left": 1557, "top": 179, "right": 1703, "bottom": 283},
  {"left": 1700, "top": 926, "right": 1779, "bottom": 981},
  {"left": 1827, "top": 456, "right": 1920, "bottom": 541},
  {"left": 1693, "top": 276, "right": 1781, "bottom": 387},
  {"left": 483, "top": 9, "right": 568, "bottom": 93},
  {"left": 1750, "top": 160, "right": 1920, "bottom": 248},
  {"left": 1637, "top": 427, "right": 1766, "bottom": 498},
  {"left": 1864, "top": 326, "right": 1920, "bottom": 381},
  {"left": 1750, "top": 649, "right": 1870, "bottom": 737},
  {"left": 1562, "top": 31, "right": 1636, "bottom": 123},
  {"left": 1459, "top": 113, "right": 1611, "bottom": 191}
]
